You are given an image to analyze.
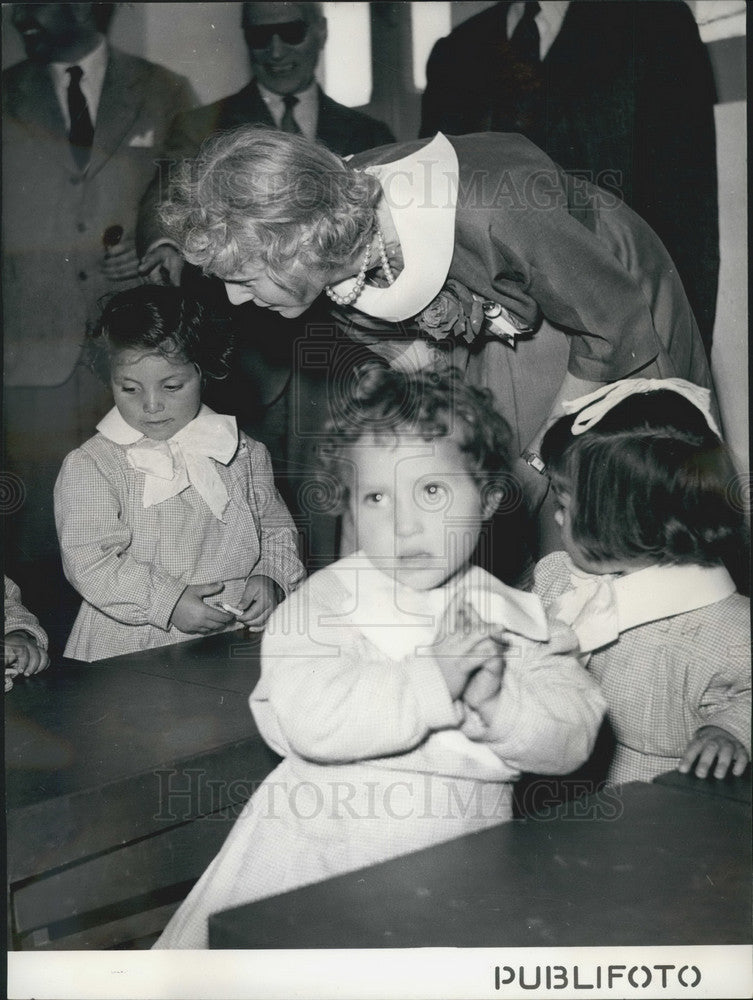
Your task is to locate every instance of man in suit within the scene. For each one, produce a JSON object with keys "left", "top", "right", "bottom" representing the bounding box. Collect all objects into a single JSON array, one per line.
[
  {"left": 420, "top": 0, "right": 719, "bottom": 357},
  {"left": 2, "top": 2, "right": 194, "bottom": 643}
]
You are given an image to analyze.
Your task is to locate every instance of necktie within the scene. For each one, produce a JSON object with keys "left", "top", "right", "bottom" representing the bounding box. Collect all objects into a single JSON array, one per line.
[
  {"left": 509, "top": 1, "right": 541, "bottom": 64},
  {"left": 66, "top": 65, "right": 94, "bottom": 170},
  {"left": 280, "top": 94, "right": 302, "bottom": 134}
]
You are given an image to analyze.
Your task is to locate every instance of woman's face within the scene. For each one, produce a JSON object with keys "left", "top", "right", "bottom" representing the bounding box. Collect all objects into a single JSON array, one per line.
[{"left": 221, "top": 260, "right": 326, "bottom": 318}]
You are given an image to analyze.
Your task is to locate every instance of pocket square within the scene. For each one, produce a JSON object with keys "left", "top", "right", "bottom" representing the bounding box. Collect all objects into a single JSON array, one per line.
[{"left": 129, "top": 129, "right": 155, "bottom": 148}]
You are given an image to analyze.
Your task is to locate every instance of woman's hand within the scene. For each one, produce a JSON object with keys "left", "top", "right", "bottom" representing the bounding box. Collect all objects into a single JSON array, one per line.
[
  {"left": 237, "top": 575, "right": 281, "bottom": 631},
  {"left": 100, "top": 238, "right": 141, "bottom": 282},
  {"left": 679, "top": 725, "right": 750, "bottom": 779},
  {"left": 3, "top": 631, "right": 49, "bottom": 676},
  {"left": 170, "top": 583, "right": 234, "bottom": 635},
  {"left": 138, "top": 244, "right": 185, "bottom": 286}
]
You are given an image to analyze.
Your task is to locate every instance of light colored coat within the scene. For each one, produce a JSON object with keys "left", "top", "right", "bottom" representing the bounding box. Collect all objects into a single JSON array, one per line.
[
  {"left": 155, "top": 556, "right": 605, "bottom": 948},
  {"left": 2, "top": 47, "right": 194, "bottom": 387}
]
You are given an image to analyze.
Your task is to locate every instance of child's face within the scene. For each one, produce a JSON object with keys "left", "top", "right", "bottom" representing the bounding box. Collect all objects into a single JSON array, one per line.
[
  {"left": 110, "top": 349, "right": 202, "bottom": 441},
  {"left": 345, "top": 434, "right": 494, "bottom": 590}
]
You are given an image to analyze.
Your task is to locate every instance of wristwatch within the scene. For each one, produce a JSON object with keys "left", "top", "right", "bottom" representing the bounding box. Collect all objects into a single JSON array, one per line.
[{"left": 521, "top": 449, "right": 547, "bottom": 475}]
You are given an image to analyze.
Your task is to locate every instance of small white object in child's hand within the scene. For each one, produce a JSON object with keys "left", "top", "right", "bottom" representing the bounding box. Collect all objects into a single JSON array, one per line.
[{"left": 219, "top": 602, "right": 245, "bottom": 617}]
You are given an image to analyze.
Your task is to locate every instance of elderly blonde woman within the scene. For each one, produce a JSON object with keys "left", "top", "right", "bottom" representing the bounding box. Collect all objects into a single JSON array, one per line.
[{"left": 158, "top": 127, "right": 715, "bottom": 567}]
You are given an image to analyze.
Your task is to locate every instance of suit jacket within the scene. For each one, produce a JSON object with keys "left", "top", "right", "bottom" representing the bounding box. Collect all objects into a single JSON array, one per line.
[
  {"left": 420, "top": 0, "right": 719, "bottom": 351},
  {"left": 2, "top": 48, "right": 194, "bottom": 386},
  {"left": 138, "top": 81, "right": 394, "bottom": 251}
]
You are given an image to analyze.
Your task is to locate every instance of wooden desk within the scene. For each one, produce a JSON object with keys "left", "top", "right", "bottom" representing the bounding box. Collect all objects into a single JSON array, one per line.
[
  {"left": 208, "top": 779, "right": 751, "bottom": 949},
  {"left": 6, "top": 631, "right": 276, "bottom": 950}
]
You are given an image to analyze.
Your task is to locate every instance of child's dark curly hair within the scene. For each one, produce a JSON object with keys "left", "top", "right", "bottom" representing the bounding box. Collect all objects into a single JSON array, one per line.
[
  {"left": 84, "top": 286, "right": 233, "bottom": 383},
  {"left": 542, "top": 389, "right": 748, "bottom": 572},
  {"left": 318, "top": 361, "right": 513, "bottom": 510}
]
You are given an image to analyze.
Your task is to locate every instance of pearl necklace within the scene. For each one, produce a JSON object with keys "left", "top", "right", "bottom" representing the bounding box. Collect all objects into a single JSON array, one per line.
[{"left": 325, "top": 223, "right": 395, "bottom": 307}]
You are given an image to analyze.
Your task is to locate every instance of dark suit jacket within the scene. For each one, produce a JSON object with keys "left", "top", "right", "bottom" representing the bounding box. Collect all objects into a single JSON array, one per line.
[
  {"left": 420, "top": 0, "right": 719, "bottom": 352},
  {"left": 138, "top": 81, "right": 394, "bottom": 249},
  {"left": 3, "top": 47, "right": 194, "bottom": 386}
]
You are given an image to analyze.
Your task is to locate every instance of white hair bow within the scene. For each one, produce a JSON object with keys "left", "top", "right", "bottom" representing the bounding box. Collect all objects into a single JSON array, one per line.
[
  {"left": 126, "top": 413, "right": 238, "bottom": 520},
  {"left": 561, "top": 378, "right": 721, "bottom": 437}
]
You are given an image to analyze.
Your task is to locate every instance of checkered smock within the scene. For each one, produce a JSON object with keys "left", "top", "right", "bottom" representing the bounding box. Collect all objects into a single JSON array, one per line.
[
  {"left": 4, "top": 576, "right": 48, "bottom": 649},
  {"left": 54, "top": 432, "right": 304, "bottom": 661},
  {"left": 155, "top": 560, "right": 605, "bottom": 949},
  {"left": 534, "top": 551, "right": 751, "bottom": 783}
]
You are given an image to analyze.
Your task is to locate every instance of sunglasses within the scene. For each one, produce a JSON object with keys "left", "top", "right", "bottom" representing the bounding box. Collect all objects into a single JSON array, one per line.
[{"left": 244, "top": 19, "right": 309, "bottom": 50}]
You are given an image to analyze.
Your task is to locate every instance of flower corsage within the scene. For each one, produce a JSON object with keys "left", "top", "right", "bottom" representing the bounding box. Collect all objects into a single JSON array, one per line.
[{"left": 416, "top": 279, "right": 534, "bottom": 348}]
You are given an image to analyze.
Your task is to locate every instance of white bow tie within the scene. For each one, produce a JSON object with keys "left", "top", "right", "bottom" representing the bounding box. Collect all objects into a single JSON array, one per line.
[
  {"left": 551, "top": 565, "right": 621, "bottom": 654},
  {"left": 124, "top": 413, "right": 238, "bottom": 520}
]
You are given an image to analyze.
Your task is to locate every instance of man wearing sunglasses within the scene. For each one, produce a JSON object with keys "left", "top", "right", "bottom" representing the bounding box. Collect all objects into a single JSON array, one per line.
[{"left": 138, "top": 2, "right": 393, "bottom": 278}]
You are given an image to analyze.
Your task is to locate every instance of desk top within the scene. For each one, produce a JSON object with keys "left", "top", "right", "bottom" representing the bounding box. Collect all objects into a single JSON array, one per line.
[
  {"left": 6, "top": 632, "right": 276, "bottom": 882},
  {"left": 209, "top": 780, "right": 752, "bottom": 949}
]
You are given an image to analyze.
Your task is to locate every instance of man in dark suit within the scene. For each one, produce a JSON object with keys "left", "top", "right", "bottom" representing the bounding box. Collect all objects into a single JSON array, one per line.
[
  {"left": 420, "top": 0, "right": 719, "bottom": 357},
  {"left": 2, "top": 2, "right": 195, "bottom": 644}
]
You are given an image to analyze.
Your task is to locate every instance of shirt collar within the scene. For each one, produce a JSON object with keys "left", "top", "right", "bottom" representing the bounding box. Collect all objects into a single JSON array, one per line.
[
  {"left": 553, "top": 556, "right": 737, "bottom": 653},
  {"left": 508, "top": 1, "right": 570, "bottom": 58},
  {"left": 96, "top": 403, "right": 231, "bottom": 446},
  {"left": 49, "top": 35, "right": 108, "bottom": 123},
  {"left": 328, "top": 552, "right": 549, "bottom": 646},
  {"left": 330, "top": 133, "right": 459, "bottom": 323},
  {"left": 256, "top": 79, "right": 318, "bottom": 139}
]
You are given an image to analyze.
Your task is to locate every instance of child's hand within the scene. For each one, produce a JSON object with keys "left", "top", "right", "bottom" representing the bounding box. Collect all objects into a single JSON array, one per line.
[
  {"left": 679, "top": 725, "right": 750, "bottom": 780},
  {"left": 431, "top": 595, "right": 501, "bottom": 700},
  {"left": 237, "top": 576, "right": 281, "bottom": 631},
  {"left": 3, "top": 631, "right": 50, "bottom": 676},
  {"left": 170, "top": 583, "right": 234, "bottom": 635},
  {"left": 463, "top": 649, "right": 507, "bottom": 725}
]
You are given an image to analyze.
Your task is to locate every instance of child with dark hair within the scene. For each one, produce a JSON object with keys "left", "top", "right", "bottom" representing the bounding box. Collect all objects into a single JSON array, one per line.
[
  {"left": 54, "top": 286, "right": 303, "bottom": 661},
  {"left": 156, "top": 362, "right": 604, "bottom": 948},
  {"left": 534, "top": 378, "right": 751, "bottom": 784}
]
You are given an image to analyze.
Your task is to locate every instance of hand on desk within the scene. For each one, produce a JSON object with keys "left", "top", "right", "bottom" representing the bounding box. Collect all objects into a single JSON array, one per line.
[
  {"left": 679, "top": 725, "right": 750, "bottom": 780},
  {"left": 4, "top": 630, "right": 50, "bottom": 680}
]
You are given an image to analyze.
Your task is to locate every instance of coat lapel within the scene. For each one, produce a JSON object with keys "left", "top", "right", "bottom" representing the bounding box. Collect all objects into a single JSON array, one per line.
[
  {"left": 87, "top": 49, "right": 142, "bottom": 178},
  {"left": 6, "top": 62, "right": 68, "bottom": 139},
  {"left": 221, "top": 82, "right": 275, "bottom": 130}
]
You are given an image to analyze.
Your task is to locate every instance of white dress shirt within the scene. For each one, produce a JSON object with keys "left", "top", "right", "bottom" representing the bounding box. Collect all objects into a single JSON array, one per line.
[
  {"left": 49, "top": 35, "right": 108, "bottom": 129},
  {"left": 507, "top": 0, "right": 570, "bottom": 59},
  {"left": 256, "top": 79, "right": 319, "bottom": 142}
]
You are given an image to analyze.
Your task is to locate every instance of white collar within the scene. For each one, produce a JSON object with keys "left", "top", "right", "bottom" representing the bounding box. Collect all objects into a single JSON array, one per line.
[
  {"left": 330, "top": 133, "right": 459, "bottom": 323},
  {"left": 552, "top": 556, "right": 737, "bottom": 653},
  {"left": 97, "top": 405, "right": 239, "bottom": 520},
  {"left": 508, "top": 1, "right": 570, "bottom": 58},
  {"left": 324, "top": 552, "right": 549, "bottom": 658},
  {"left": 256, "top": 78, "right": 318, "bottom": 110},
  {"left": 96, "top": 403, "right": 230, "bottom": 445}
]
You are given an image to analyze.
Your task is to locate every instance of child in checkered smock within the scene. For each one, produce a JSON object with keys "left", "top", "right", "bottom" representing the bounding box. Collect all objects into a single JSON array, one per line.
[
  {"left": 155, "top": 363, "right": 605, "bottom": 948},
  {"left": 533, "top": 378, "right": 751, "bottom": 785},
  {"left": 54, "top": 287, "right": 304, "bottom": 662}
]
